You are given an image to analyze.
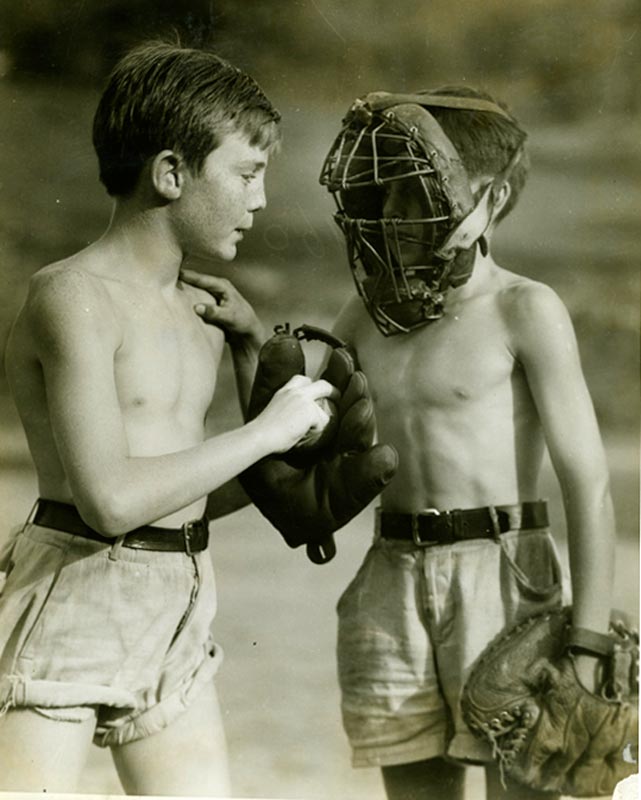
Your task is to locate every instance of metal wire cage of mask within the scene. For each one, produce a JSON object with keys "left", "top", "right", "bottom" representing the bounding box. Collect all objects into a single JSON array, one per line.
[{"left": 320, "top": 92, "right": 522, "bottom": 336}]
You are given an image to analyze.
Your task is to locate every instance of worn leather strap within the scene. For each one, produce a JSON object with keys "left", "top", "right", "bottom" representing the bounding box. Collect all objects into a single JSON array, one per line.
[
  {"left": 32, "top": 498, "right": 208, "bottom": 554},
  {"left": 379, "top": 501, "right": 549, "bottom": 546},
  {"left": 359, "top": 91, "right": 515, "bottom": 120},
  {"left": 565, "top": 625, "right": 615, "bottom": 658}
]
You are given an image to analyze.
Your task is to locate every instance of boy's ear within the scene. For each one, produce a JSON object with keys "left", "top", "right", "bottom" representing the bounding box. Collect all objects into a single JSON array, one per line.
[
  {"left": 151, "top": 150, "right": 184, "bottom": 200},
  {"left": 490, "top": 180, "right": 512, "bottom": 221}
]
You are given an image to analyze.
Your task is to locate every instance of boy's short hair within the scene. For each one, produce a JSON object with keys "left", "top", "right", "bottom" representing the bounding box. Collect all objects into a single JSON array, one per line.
[
  {"left": 428, "top": 86, "right": 529, "bottom": 223},
  {"left": 93, "top": 41, "right": 281, "bottom": 197}
]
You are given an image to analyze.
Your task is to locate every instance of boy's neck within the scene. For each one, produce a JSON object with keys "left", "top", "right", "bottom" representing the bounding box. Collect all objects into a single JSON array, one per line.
[
  {"left": 446, "top": 246, "right": 497, "bottom": 302},
  {"left": 95, "top": 200, "right": 184, "bottom": 289}
]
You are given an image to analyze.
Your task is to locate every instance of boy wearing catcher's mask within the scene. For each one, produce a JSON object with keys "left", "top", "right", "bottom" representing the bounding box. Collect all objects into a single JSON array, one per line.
[{"left": 320, "top": 87, "right": 617, "bottom": 799}]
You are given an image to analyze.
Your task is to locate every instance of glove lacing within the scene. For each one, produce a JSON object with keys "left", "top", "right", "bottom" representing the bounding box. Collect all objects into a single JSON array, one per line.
[{"left": 474, "top": 704, "right": 533, "bottom": 788}]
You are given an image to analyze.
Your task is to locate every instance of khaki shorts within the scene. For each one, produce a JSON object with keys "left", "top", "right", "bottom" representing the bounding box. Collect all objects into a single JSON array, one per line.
[
  {"left": 0, "top": 522, "right": 222, "bottom": 747},
  {"left": 336, "top": 526, "right": 564, "bottom": 768}
]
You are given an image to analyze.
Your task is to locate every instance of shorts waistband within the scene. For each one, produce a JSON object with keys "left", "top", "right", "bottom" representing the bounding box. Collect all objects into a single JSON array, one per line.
[
  {"left": 32, "top": 498, "right": 209, "bottom": 554},
  {"left": 378, "top": 501, "right": 548, "bottom": 547}
]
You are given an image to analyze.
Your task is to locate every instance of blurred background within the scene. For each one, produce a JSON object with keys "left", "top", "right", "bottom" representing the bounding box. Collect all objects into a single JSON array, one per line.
[{"left": 0, "top": 1, "right": 639, "bottom": 798}]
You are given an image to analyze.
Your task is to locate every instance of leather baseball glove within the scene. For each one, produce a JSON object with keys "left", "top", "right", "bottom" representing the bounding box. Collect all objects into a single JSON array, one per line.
[
  {"left": 239, "top": 323, "right": 398, "bottom": 564},
  {"left": 461, "top": 606, "right": 638, "bottom": 796}
]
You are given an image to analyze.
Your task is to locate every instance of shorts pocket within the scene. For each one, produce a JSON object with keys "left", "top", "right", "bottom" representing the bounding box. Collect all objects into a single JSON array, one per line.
[
  {"left": 0, "top": 527, "right": 23, "bottom": 593},
  {"left": 0, "top": 526, "right": 23, "bottom": 576},
  {"left": 499, "top": 528, "right": 563, "bottom": 604},
  {"left": 336, "top": 543, "right": 379, "bottom": 616},
  {"left": 0, "top": 529, "right": 72, "bottom": 668}
]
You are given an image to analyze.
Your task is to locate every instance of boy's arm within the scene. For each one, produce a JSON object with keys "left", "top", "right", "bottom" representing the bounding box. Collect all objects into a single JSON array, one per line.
[
  {"left": 28, "top": 269, "right": 333, "bottom": 535},
  {"left": 180, "top": 269, "right": 264, "bottom": 416},
  {"left": 508, "top": 282, "right": 615, "bottom": 637},
  {"left": 205, "top": 479, "right": 251, "bottom": 520}
]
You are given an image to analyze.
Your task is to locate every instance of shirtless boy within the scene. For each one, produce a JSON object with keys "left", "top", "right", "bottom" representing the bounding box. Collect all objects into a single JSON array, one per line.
[
  {"left": 319, "top": 87, "right": 616, "bottom": 799},
  {"left": 0, "top": 42, "right": 337, "bottom": 795}
]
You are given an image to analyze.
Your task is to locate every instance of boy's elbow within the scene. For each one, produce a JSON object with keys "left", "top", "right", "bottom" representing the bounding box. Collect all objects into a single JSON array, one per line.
[
  {"left": 561, "top": 464, "right": 613, "bottom": 516},
  {"left": 587, "top": 459, "right": 613, "bottom": 506},
  {"left": 595, "top": 473, "right": 614, "bottom": 516},
  {"left": 76, "top": 487, "right": 136, "bottom": 537}
]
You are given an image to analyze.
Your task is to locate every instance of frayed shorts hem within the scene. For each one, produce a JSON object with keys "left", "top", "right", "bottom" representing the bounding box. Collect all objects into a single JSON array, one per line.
[
  {"left": 447, "top": 732, "right": 493, "bottom": 764},
  {"left": 350, "top": 730, "right": 494, "bottom": 769},
  {"left": 96, "top": 643, "right": 223, "bottom": 747},
  {"left": 0, "top": 644, "right": 223, "bottom": 747},
  {"left": 350, "top": 732, "right": 447, "bottom": 768}
]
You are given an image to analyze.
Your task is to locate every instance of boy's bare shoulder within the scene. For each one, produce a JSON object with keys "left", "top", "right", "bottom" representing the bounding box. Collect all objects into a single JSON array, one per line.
[
  {"left": 28, "top": 253, "right": 112, "bottom": 306},
  {"left": 23, "top": 255, "right": 119, "bottom": 345},
  {"left": 496, "top": 268, "right": 568, "bottom": 322},
  {"left": 494, "top": 267, "right": 573, "bottom": 348}
]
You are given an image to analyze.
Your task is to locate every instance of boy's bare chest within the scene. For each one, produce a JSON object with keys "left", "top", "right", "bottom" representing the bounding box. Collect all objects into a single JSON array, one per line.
[
  {"left": 110, "top": 291, "right": 223, "bottom": 413},
  {"left": 356, "top": 311, "right": 514, "bottom": 410}
]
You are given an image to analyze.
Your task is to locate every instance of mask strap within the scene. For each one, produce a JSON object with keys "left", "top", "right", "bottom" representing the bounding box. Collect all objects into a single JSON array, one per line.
[
  {"left": 434, "top": 182, "right": 495, "bottom": 259},
  {"left": 435, "top": 142, "right": 524, "bottom": 260},
  {"left": 359, "top": 91, "right": 516, "bottom": 121}
]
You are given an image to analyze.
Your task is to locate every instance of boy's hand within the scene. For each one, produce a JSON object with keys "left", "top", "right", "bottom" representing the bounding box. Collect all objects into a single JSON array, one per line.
[
  {"left": 252, "top": 374, "right": 340, "bottom": 454},
  {"left": 180, "top": 268, "right": 263, "bottom": 346}
]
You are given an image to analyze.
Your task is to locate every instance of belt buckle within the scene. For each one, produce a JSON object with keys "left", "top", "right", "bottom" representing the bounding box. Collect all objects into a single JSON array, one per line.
[
  {"left": 182, "top": 520, "right": 199, "bottom": 557},
  {"left": 412, "top": 508, "right": 440, "bottom": 547}
]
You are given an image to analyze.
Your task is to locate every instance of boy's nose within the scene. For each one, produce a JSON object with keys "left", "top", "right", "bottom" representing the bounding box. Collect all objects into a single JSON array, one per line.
[{"left": 249, "top": 178, "right": 267, "bottom": 212}]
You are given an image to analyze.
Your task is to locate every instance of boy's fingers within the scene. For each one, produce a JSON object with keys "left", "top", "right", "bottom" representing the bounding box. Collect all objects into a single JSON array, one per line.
[
  {"left": 181, "top": 269, "right": 230, "bottom": 296},
  {"left": 283, "top": 374, "right": 311, "bottom": 389},
  {"left": 194, "top": 303, "right": 219, "bottom": 322},
  {"left": 195, "top": 303, "right": 239, "bottom": 329},
  {"left": 312, "top": 403, "right": 330, "bottom": 427},
  {"left": 308, "top": 379, "right": 340, "bottom": 403},
  {"left": 280, "top": 376, "right": 339, "bottom": 401},
  {"left": 180, "top": 268, "right": 212, "bottom": 288}
]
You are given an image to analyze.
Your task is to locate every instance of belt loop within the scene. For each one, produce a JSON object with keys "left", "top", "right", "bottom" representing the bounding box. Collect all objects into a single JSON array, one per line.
[
  {"left": 488, "top": 505, "right": 502, "bottom": 541},
  {"left": 108, "top": 535, "right": 126, "bottom": 561},
  {"left": 24, "top": 499, "right": 40, "bottom": 529},
  {"left": 183, "top": 521, "right": 197, "bottom": 558},
  {"left": 374, "top": 507, "right": 382, "bottom": 542},
  {"left": 508, "top": 503, "right": 522, "bottom": 531}
]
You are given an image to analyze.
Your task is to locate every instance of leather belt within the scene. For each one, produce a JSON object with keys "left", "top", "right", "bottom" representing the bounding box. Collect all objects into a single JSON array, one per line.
[
  {"left": 32, "top": 498, "right": 209, "bottom": 555},
  {"left": 378, "top": 501, "right": 548, "bottom": 547}
]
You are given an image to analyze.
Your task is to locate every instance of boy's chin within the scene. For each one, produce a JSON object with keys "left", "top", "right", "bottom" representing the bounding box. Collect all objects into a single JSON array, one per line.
[{"left": 204, "top": 243, "right": 238, "bottom": 263}]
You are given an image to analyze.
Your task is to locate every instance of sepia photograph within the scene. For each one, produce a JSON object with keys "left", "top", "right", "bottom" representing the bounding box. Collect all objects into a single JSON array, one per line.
[{"left": 0, "top": 2, "right": 638, "bottom": 799}]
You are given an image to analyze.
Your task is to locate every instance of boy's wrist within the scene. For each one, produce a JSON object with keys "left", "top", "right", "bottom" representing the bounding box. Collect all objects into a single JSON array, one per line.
[
  {"left": 570, "top": 651, "right": 606, "bottom": 695},
  {"left": 243, "top": 417, "right": 277, "bottom": 460},
  {"left": 228, "top": 320, "right": 264, "bottom": 352},
  {"left": 564, "top": 623, "right": 613, "bottom": 696}
]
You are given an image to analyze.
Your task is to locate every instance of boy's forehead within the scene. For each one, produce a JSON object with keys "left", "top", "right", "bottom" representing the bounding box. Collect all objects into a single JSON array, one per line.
[{"left": 212, "top": 129, "right": 270, "bottom": 167}]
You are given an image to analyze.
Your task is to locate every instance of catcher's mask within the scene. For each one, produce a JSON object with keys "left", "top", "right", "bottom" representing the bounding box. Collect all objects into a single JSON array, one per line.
[{"left": 320, "top": 92, "right": 523, "bottom": 335}]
